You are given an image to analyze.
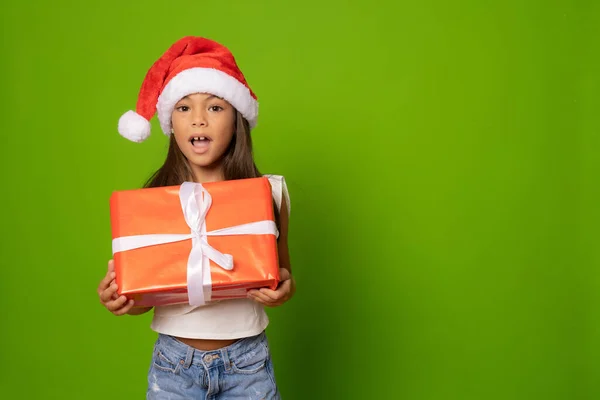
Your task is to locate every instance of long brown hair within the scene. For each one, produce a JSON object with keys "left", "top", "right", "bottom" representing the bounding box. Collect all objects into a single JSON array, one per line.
[
  {"left": 143, "top": 109, "right": 281, "bottom": 227},
  {"left": 144, "top": 110, "right": 261, "bottom": 187}
]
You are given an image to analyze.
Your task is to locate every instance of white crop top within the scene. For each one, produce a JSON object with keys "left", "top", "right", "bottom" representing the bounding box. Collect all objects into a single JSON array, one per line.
[{"left": 150, "top": 174, "right": 290, "bottom": 340}]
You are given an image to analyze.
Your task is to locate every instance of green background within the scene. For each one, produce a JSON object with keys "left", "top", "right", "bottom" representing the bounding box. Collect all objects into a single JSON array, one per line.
[{"left": 1, "top": 0, "right": 598, "bottom": 399}]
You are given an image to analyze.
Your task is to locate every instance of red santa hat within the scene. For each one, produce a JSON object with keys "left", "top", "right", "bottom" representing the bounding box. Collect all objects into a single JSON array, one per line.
[{"left": 118, "top": 36, "right": 259, "bottom": 143}]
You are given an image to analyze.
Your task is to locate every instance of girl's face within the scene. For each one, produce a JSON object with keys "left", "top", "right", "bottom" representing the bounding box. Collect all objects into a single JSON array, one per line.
[{"left": 171, "top": 92, "right": 235, "bottom": 179}]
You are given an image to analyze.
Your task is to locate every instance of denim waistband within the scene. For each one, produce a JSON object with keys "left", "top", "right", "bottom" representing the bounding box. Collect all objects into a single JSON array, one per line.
[{"left": 154, "top": 331, "right": 267, "bottom": 369}]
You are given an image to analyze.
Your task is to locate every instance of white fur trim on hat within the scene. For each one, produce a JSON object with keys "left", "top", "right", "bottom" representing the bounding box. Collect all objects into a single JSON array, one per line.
[
  {"left": 156, "top": 67, "right": 258, "bottom": 135},
  {"left": 118, "top": 110, "right": 152, "bottom": 143}
]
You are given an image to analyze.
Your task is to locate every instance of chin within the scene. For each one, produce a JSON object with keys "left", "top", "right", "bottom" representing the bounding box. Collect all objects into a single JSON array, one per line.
[{"left": 186, "top": 153, "right": 222, "bottom": 169}]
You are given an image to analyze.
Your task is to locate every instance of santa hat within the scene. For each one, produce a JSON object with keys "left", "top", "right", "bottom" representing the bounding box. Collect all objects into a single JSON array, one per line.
[{"left": 118, "top": 36, "right": 258, "bottom": 143}]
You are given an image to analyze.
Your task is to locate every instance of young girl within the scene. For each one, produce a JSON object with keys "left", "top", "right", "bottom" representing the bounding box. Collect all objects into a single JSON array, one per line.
[{"left": 96, "top": 36, "right": 295, "bottom": 399}]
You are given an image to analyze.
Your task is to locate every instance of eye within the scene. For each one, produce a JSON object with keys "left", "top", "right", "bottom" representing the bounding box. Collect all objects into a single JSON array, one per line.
[
  {"left": 209, "top": 105, "right": 224, "bottom": 112},
  {"left": 176, "top": 105, "right": 190, "bottom": 112}
]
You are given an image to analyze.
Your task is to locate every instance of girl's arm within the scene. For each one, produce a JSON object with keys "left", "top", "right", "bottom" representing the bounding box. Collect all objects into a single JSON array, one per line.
[
  {"left": 247, "top": 196, "right": 295, "bottom": 306},
  {"left": 277, "top": 195, "right": 292, "bottom": 274}
]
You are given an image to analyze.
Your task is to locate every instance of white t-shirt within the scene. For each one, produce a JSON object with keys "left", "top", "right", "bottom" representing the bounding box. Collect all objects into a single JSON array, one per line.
[{"left": 150, "top": 175, "right": 290, "bottom": 339}]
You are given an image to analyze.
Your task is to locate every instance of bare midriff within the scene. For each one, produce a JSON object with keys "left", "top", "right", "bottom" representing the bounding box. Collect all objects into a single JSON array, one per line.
[{"left": 174, "top": 337, "right": 239, "bottom": 351}]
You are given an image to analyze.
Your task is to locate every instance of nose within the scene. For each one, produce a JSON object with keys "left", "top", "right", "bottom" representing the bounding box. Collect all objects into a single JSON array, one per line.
[{"left": 192, "top": 108, "right": 207, "bottom": 127}]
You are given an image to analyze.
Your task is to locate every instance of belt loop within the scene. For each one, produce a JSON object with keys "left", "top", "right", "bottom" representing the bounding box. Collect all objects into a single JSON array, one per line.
[
  {"left": 183, "top": 345, "right": 194, "bottom": 369},
  {"left": 221, "top": 347, "right": 232, "bottom": 371}
]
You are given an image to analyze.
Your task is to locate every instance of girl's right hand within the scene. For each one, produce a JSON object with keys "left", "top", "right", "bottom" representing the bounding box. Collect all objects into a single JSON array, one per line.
[{"left": 97, "top": 259, "right": 135, "bottom": 316}]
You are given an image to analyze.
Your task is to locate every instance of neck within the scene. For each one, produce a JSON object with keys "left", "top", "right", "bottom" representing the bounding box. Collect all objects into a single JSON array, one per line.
[{"left": 190, "top": 163, "right": 225, "bottom": 183}]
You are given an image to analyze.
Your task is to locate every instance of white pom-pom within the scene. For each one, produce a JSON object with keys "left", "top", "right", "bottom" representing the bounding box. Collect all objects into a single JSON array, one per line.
[{"left": 118, "top": 110, "right": 151, "bottom": 143}]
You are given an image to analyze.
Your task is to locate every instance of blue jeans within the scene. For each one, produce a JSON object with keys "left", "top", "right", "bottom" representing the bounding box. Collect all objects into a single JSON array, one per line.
[{"left": 146, "top": 331, "right": 281, "bottom": 399}]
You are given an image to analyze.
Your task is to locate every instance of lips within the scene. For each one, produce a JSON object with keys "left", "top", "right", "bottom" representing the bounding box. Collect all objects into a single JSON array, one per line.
[{"left": 188, "top": 134, "right": 212, "bottom": 154}]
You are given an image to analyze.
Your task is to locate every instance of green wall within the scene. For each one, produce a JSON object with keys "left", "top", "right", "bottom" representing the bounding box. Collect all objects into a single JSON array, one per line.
[{"left": 1, "top": 1, "right": 598, "bottom": 399}]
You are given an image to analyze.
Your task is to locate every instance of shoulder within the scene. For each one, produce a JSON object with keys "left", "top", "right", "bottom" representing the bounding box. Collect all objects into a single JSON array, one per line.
[
  {"left": 263, "top": 174, "right": 290, "bottom": 216},
  {"left": 263, "top": 174, "right": 286, "bottom": 188}
]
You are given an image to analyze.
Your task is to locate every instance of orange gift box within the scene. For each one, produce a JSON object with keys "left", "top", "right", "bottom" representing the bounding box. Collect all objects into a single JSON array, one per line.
[{"left": 109, "top": 177, "right": 280, "bottom": 307}]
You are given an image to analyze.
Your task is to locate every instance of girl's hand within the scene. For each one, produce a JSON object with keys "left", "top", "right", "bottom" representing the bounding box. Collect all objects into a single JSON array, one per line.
[
  {"left": 247, "top": 268, "right": 296, "bottom": 307},
  {"left": 97, "top": 259, "right": 135, "bottom": 316}
]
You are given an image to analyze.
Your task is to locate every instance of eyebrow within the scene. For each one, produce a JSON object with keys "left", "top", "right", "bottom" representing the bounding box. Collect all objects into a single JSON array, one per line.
[{"left": 180, "top": 94, "right": 222, "bottom": 101}]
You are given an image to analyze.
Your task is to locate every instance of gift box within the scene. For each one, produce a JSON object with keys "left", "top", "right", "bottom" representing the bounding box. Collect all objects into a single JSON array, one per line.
[{"left": 109, "top": 177, "right": 280, "bottom": 307}]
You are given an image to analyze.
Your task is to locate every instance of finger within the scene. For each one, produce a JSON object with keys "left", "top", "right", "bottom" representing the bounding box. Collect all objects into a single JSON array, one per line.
[
  {"left": 248, "top": 290, "right": 277, "bottom": 305},
  {"left": 257, "top": 289, "right": 282, "bottom": 302},
  {"left": 260, "top": 280, "right": 291, "bottom": 301},
  {"left": 100, "top": 282, "right": 118, "bottom": 303},
  {"left": 113, "top": 299, "right": 135, "bottom": 316},
  {"left": 108, "top": 259, "right": 115, "bottom": 273},
  {"left": 110, "top": 280, "right": 118, "bottom": 300},
  {"left": 106, "top": 295, "right": 129, "bottom": 312},
  {"left": 97, "top": 271, "right": 116, "bottom": 294}
]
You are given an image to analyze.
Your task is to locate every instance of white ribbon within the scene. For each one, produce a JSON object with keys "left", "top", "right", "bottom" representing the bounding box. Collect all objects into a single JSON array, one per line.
[{"left": 112, "top": 182, "right": 279, "bottom": 306}]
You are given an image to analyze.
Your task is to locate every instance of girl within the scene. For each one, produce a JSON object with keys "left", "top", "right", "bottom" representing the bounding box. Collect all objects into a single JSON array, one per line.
[{"left": 97, "top": 36, "right": 295, "bottom": 399}]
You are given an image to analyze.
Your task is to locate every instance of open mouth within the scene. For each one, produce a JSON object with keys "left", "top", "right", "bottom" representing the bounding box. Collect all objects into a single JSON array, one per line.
[{"left": 190, "top": 136, "right": 212, "bottom": 146}]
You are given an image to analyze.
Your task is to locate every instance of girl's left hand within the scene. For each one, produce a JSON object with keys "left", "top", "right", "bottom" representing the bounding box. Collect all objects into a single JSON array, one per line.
[{"left": 247, "top": 268, "right": 295, "bottom": 307}]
